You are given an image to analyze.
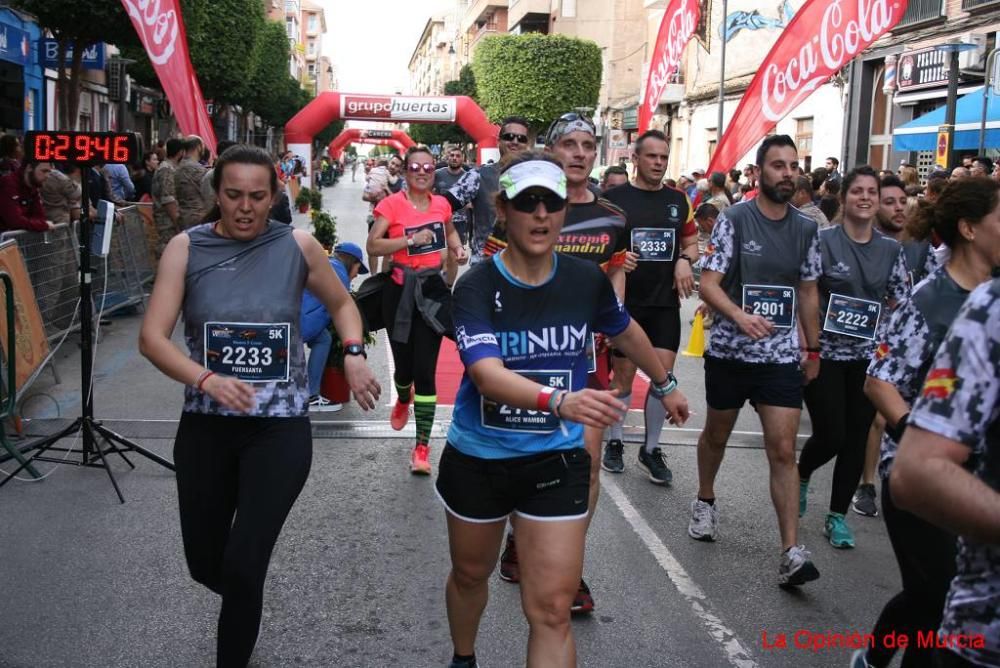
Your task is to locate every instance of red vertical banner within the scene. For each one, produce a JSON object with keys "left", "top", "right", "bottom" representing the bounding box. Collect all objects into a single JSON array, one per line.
[
  {"left": 638, "top": 0, "right": 701, "bottom": 135},
  {"left": 707, "top": 0, "right": 909, "bottom": 174},
  {"left": 121, "top": 0, "right": 217, "bottom": 153}
]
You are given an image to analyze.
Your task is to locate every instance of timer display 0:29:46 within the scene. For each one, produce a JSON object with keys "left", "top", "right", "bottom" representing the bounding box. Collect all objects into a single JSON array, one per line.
[{"left": 25, "top": 131, "right": 138, "bottom": 165}]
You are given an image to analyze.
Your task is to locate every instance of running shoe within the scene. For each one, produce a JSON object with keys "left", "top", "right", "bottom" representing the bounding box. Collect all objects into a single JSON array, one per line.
[
  {"left": 824, "top": 512, "right": 856, "bottom": 549},
  {"left": 498, "top": 533, "right": 519, "bottom": 583},
  {"left": 850, "top": 649, "right": 873, "bottom": 668},
  {"left": 410, "top": 443, "right": 432, "bottom": 475},
  {"left": 570, "top": 578, "right": 595, "bottom": 614},
  {"left": 637, "top": 446, "right": 672, "bottom": 485},
  {"left": 778, "top": 545, "right": 820, "bottom": 586},
  {"left": 602, "top": 439, "right": 625, "bottom": 473},
  {"left": 687, "top": 499, "right": 719, "bottom": 542},
  {"left": 851, "top": 483, "right": 879, "bottom": 518},
  {"left": 391, "top": 387, "right": 413, "bottom": 431},
  {"left": 799, "top": 478, "right": 809, "bottom": 517},
  {"left": 308, "top": 395, "right": 343, "bottom": 412}
]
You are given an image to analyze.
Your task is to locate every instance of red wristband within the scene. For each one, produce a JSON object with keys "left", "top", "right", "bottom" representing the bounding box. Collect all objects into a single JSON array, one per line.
[
  {"left": 537, "top": 386, "right": 557, "bottom": 411},
  {"left": 196, "top": 370, "right": 215, "bottom": 391},
  {"left": 806, "top": 351, "right": 820, "bottom": 361}
]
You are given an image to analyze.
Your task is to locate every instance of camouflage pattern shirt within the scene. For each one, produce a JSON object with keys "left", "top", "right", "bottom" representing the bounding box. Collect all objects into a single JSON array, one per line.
[
  {"left": 868, "top": 267, "right": 970, "bottom": 478},
  {"left": 908, "top": 276, "right": 1000, "bottom": 666}
]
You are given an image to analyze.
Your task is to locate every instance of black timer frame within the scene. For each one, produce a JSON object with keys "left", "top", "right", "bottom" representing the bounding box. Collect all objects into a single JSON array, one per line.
[{"left": 1, "top": 131, "right": 174, "bottom": 503}]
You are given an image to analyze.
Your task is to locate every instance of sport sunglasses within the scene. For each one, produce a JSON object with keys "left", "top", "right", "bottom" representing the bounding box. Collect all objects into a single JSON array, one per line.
[
  {"left": 500, "top": 131, "right": 530, "bottom": 144},
  {"left": 509, "top": 191, "right": 567, "bottom": 214}
]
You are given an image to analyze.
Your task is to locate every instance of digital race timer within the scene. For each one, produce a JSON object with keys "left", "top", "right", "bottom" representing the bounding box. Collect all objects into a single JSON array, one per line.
[{"left": 23, "top": 131, "right": 142, "bottom": 166}]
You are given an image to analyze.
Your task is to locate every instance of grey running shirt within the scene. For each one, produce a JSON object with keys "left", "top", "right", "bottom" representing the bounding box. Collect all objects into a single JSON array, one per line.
[
  {"left": 447, "top": 162, "right": 501, "bottom": 262},
  {"left": 702, "top": 200, "right": 822, "bottom": 364},
  {"left": 868, "top": 266, "right": 970, "bottom": 478},
  {"left": 816, "top": 225, "right": 909, "bottom": 361},
  {"left": 182, "top": 221, "right": 309, "bottom": 417}
]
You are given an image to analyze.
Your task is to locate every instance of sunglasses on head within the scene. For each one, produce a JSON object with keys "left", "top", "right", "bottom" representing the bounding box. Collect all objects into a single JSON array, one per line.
[
  {"left": 509, "top": 191, "right": 567, "bottom": 214},
  {"left": 500, "top": 132, "right": 529, "bottom": 144},
  {"left": 407, "top": 162, "right": 435, "bottom": 174}
]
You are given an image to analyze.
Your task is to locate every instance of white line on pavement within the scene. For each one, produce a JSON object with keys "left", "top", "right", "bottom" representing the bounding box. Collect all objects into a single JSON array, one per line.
[
  {"left": 383, "top": 330, "right": 397, "bottom": 407},
  {"left": 601, "top": 476, "right": 759, "bottom": 668}
]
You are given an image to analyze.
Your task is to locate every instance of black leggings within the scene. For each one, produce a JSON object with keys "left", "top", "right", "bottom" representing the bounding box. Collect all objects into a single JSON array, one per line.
[
  {"left": 174, "top": 412, "right": 312, "bottom": 668},
  {"left": 381, "top": 278, "right": 442, "bottom": 396},
  {"left": 866, "top": 478, "right": 956, "bottom": 668},
  {"left": 799, "top": 358, "right": 875, "bottom": 514}
]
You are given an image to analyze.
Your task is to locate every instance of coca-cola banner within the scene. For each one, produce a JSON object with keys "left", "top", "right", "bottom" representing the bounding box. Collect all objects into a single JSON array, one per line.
[
  {"left": 707, "top": 0, "right": 908, "bottom": 174},
  {"left": 638, "top": 0, "right": 701, "bottom": 135},
  {"left": 121, "top": 0, "right": 217, "bottom": 153}
]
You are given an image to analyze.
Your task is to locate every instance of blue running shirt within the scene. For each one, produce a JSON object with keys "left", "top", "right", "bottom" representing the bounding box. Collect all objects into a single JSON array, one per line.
[{"left": 448, "top": 252, "right": 631, "bottom": 459}]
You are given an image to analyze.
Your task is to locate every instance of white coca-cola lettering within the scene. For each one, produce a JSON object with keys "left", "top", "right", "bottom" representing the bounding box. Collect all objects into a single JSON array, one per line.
[
  {"left": 122, "top": 0, "right": 179, "bottom": 66},
  {"left": 645, "top": 0, "right": 698, "bottom": 115},
  {"left": 760, "top": 0, "right": 898, "bottom": 122}
]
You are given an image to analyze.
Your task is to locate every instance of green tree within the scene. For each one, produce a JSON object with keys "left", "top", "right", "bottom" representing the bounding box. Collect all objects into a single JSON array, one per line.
[
  {"left": 447, "top": 64, "right": 478, "bottom": 100},
  {"left": 472, "top": 34, "right": 601, "bottom": 132},
  {"left": 187, "top": 0, "right": 264, "bottom": 109},
  {"left": 244, "top": 20, "right": 299, "bottom": 125},
  {"left": 9, "top": 0, "right": 135, "bottom": 129},
  {"left": 407, "top": 65, "right": 479, "bottom": 148}
]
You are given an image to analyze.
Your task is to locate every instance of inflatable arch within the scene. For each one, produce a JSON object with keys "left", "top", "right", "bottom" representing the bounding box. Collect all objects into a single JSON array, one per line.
[
  {"left": 327, "top": 128, "right": 415, "bottom": 160},
  {"left": 285, "top": 92, "right": 499, "bottom": 177}
]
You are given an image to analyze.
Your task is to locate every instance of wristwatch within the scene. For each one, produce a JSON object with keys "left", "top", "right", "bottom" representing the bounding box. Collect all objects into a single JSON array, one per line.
[
  {"left": 649, "top": 372, "right": 678, "bottom": 398},
  {"left": 406, "top": 236, "right": 415, "bottom": 247},
  {"left": 343, "top": 343, "right": 367, "bottom": 359},
  {"left": 679, "top": 253, "right": 694, "bottom": 265}
]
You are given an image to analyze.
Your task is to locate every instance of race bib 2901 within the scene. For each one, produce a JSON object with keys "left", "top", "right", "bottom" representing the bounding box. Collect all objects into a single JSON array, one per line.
[
  {"left": 742, "top": 285, "right": 796, "bottom": 329},
  {"left": 204, "top": 322, "right": 290, "bottom": 382}
]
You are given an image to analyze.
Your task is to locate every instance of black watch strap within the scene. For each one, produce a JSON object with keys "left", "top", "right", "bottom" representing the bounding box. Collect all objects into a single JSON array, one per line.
[{"left": 344, "top": 343, "right": 367, "bottom": 359}]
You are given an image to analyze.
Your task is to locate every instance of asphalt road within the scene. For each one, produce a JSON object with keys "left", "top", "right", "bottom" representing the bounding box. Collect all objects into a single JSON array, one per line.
[{"left": 0, "top": 175, "right": 901, "bottom": 668}]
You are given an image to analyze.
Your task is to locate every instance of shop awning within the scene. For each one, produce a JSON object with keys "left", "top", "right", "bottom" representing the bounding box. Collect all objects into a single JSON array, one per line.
[{"left": 893, "top": 86, "right": 1000, "bottom": 152}]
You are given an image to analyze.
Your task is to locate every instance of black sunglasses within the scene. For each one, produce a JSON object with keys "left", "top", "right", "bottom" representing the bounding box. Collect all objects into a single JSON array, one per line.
[
  {"left": 509, "top": 191, "right": 567, "bottom": 214},
  {"left": 500, "top": 132, "right": 529, "bottom": 144}
]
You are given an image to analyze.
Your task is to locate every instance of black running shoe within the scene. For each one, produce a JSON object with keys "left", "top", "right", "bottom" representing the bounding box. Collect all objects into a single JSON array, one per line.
[
  {"left": 851, "top": 483, "right": 879, "bottom": 518},
  {"left": 602, "top": 439, "right": 625, "bottom": 473},
  {"left": 637, "top": 446, "right": 672, "bottom": 485}
]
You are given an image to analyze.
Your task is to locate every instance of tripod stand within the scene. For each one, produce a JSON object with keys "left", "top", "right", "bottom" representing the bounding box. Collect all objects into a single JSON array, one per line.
[{"left": 0, "top": 171, "right": 175, "bottom": 503}]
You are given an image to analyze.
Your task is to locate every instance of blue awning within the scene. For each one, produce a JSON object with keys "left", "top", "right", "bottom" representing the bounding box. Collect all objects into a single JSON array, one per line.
[{"left": 893, "top": 86, "right": 1000, "bottom": 152}]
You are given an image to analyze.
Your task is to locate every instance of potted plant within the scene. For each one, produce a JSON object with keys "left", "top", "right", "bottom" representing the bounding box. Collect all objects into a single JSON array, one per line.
[
  {"left": 294, "top": 187, "right": 312, "bottom": 213},
  {"left": 321, "top": 330, "right": 378, "bottom": 403},
  {"left": 310, "top": 210, "right": 338, "bottom": 252},
  {"left": 309, "top": 187, "right": 324, "bottom": 211}
]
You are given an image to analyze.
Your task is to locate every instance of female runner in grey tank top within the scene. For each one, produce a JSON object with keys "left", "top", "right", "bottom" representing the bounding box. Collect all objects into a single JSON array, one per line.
[{"left": 139, "top": 145, "right": 381, "bottom": 667}]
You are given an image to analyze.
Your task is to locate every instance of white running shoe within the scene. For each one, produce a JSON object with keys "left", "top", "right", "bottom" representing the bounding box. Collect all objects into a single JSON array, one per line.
[
  {"left": 687, "top": 499, "right": 719, "bottom": 542},
  {"left": 778, "top": 545, "right": 820, "bottom": 586}
]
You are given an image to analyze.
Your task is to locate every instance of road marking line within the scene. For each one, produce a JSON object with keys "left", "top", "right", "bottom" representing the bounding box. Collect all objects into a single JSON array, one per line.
[
  {"left": 383, "top": 330, "right": 397, "bottom": 407},
  {"left": 602, "top": 476, "right": 759, "bottom": 668}
]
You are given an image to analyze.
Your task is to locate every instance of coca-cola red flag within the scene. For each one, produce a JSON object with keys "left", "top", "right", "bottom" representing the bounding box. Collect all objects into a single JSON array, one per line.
[
  {"left": 638, "top": 0, "right": 701, "bottom": 135},
  {"left": 121, "top": 0, "right": 217, "bottom": 153},
  {"left": 707, "top": 0, "right": 909, "bottom": 175}
]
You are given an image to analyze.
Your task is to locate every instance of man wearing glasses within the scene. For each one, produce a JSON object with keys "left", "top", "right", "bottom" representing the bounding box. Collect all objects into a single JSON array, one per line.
[{"left": 444, "top": 117, "right": 531, "bottom": 264}]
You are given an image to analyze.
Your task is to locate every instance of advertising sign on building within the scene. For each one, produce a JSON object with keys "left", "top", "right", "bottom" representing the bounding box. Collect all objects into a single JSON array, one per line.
[
  {"left": 897, "top": 47, "right": 969, "bottom": 91},
  {"left": 40, "top": 40, "right": 106, "bottom": 70},
  {"left": 0, "top": 23, "right": 28, "bottom": 65},
  {"left": 340, "top": 95, "right": 457, "bottom": 122}
]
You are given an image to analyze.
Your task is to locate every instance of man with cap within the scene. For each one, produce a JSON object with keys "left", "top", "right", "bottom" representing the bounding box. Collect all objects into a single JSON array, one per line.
[{"left": 301, "top": 242, "right": 370, "bottom": 411}]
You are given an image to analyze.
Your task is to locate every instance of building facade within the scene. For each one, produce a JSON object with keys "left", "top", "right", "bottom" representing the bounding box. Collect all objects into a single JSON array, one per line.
[
  {"left": 0, "top": 6, "right": 44, "bottom": 133},
  {"left": 408, "top": 17, "right": 450, "bottom": 96}
]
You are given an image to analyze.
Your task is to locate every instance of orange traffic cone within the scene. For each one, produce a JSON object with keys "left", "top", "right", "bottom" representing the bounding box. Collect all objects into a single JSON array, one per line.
[{"left": 682, "top": 311, "right": 706, "bottom": 357}]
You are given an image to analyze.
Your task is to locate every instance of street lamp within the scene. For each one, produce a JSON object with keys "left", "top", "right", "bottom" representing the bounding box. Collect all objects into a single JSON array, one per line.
[{"left": 935, "top": 39, "right": 978, "bottom": 169}]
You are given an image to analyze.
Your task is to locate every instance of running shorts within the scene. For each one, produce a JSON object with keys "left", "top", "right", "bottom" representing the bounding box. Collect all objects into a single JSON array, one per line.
[
  {"left": 435, "top": 444, "right": 591, "bottom": 522},
  {"left": 704, "top": 355, "right": 803, "bottom": 410},
  {"left": 613, "top": 305, "right": 681, "bottom": 354}
]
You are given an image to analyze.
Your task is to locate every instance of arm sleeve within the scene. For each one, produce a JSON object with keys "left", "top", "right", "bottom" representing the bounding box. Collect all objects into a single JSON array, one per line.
[
  {"left": 867, "top": 300, "right": 933, "bottom": 402},
  {"left": 160, "top": 169, "right": 177, "bottom": 205},
  {"left": 594, "top": 272, "right": 631, "bottom": 337},
  {"left": 452, "top": 275, "right": 503, "bottom": 367},
  {"left": 887, "top": 247, "right": 910, "bottom": 303},
  {"left": 447, "top": 169, "right": 480, "bottom": 209},
  {"left": 908, "top": 284, "right": 1000, "bottom": 448},
  {"left": 372, "top": 195, "right": 395, "bottom": 222},
  {"left": 700, "top": 213, "right": 735, "bottom": 274},
  {"left": 800, "top": 231, "right": 823, "bottom": 281}
]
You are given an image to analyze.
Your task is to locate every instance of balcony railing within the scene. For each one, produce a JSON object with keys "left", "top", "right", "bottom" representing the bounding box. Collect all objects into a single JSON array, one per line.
[
  {"left": 962, "top": 0, "right": 1000, "bottom": 8},
  {"left": 896, "top": 0, "right": 943, "bottom": 28}
]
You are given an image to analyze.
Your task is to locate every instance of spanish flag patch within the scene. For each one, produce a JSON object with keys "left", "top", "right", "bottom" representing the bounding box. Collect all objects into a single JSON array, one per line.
[
  {"left": 875, "top": 343, "right": 890, "bottom": 360},
  {"left": 922, "top": 368, "right": 958, "bottom": 400}
]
